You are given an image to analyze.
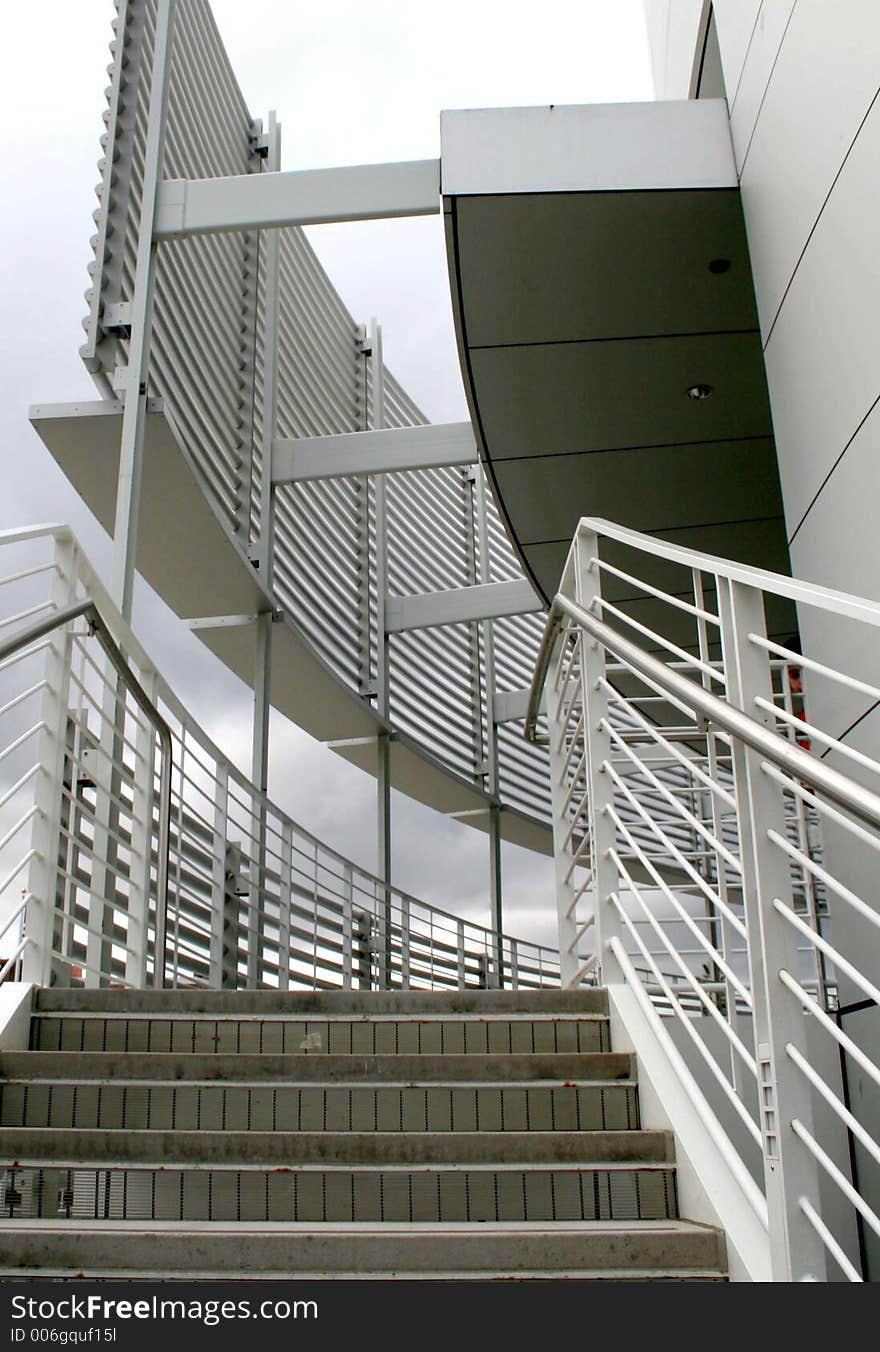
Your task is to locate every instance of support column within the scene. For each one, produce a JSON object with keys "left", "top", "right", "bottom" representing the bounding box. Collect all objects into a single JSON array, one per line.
[
  {"left": 110, "top": 0, "right": 175, "bottom": 621},
  {"left": 371, "top": 319, "right": 393, "bottom": 989},
  {"left": 474, "top": 469, "right": 504, "bottom": 985},
  {"left": 247, "top": 110, "right": 281, "bottom": 989}
]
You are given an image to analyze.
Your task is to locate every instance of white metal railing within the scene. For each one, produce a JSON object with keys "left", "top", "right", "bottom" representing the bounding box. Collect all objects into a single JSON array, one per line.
[
  {"left": 527, "top": 516, "right": 880, "bottom": 1282},
  {"left": 0, "top": 524, "right": 557, "bottom": 994}
]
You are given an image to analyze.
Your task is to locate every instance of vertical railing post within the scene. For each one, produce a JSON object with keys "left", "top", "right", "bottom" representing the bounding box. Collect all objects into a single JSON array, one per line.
[
  {"left": 399, "top": 896, "right": 411, "bottom": 989},
  {"left": 209, "top": 764, "right": 228, "bottom": 987},
  {"left": 545, "top": 549, "right": 582, "bottom": 986},
  {"left": 126, "top": 661, "right": 157, "bottom": 988},
  {"left": 341, "top": 865, "right": 354, "bottom": 990},
  {"left": 718, "top": 576, "right": 825, "bottom": 1282},
  {"left": 278, "top": 818, "right": 292, "bottom": 992},
  {"left": 456, "top": 919, "right": 466, "bottom": 990},
  {"left": 23, "top": 534, "right": 78, "bottom": 988},
  {"left": 574, "top": 525, "right": 626, "bottom": 989},
  {"left": 547, "top": 672, "right": 583, "bottom": 987}
]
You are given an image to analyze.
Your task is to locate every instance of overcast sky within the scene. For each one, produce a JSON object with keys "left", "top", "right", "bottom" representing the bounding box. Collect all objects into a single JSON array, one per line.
[{"left": 0, "top": 1, "right": 653, "bottom": 949}]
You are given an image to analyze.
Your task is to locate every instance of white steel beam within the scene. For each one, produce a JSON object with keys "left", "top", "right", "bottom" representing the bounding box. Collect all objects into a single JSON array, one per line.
[
  {"left": 272, "top": 421, "right": 476, "bottom": 484},
  {"left": 188, "top": 613, "right": 260, "bottom": 630},
  {"left": 155, "top": 158, "right": 440, "bottom": 239},
  {"left": 386, "top": 579, "right": 540, "bottom": 633}
]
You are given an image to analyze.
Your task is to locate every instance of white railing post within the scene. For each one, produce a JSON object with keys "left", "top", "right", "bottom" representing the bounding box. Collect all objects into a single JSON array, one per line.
[
  {"left": 209, "top": 764, "right": 229, "bottom": 988},
  {"left": 278, "top": 818, "right": 292, "bottom": 991},
  {"left": 23, "top": 535, "right": 78, "bottom": 987},
  {"left": 575, "top": 525, "right": 626, "bottom": 989},
  {"left": 126, "top": 661, "right": 158, "bottom": 987},
  {"left": 341, "top": 864, "right": 354, "bottom": 990},
  {"left": 399, "top": 896, "right": 411, "bottom": 989},
  {"left": 545, "top": 550, "right": 583, "bottom": 986},
  {"left": 719, "top": 576, "right": 826, "bottom": 1282}
]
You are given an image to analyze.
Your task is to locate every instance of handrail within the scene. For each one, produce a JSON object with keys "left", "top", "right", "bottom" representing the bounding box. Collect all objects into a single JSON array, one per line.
[
  {"left": 0, "top": 597, "right": 173, "bottom": 989},
  {"left": 525, "top": 592, "right": 880, "bottom": 835},
  {"left": 580, "top": 517, "right": 880, "bottom": 629}
]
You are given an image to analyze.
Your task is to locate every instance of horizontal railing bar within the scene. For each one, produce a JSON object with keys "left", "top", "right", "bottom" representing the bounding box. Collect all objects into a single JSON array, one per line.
[
  {"left": 786, "top": 1043, "right": 880, "bottom": 1176},
  {"left": 592, "top": 595, "right": 726, "bottom": 685},
  {"left": 751, "top": 634, "right": 880, "bottom": 706},
  {"left": 609, "top": 901, "right": 761, "bottom": 1143},
  {"left": 779, "top": 971, "right": 880, "bottom": 1094},
  {"left": 526, "top": 594, "right": 880, "bottom": 834},
  {"left": 607, "top": 802, "right": 750, "bottom": 997},
  {"left": 799, "top": 1198, "right": 862, "bottom": 1283},
  {"left": 791, "top": 1118, "right": 880, "bottom": 1245},
  {"left": 768, "top": 831, "right": 880, "bottom": 936},
  {"left": 591, "top": 556, "right": 721, "bottom": 625},
  {"left": 755, "top": 697, "right": 880, "bottom": 779},
  {"left": 773, "top": 900, "right": 880, "bottom": 1009}
]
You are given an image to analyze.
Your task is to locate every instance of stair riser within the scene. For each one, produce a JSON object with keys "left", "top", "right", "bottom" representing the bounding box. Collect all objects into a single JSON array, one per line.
[
  {"left": 0, "top": 1082, "right": 640, "bottom": 1133},
  {"left": 0, "top": 1128, "right": 673, "bottom": 1165},
  {"left": 0, "top": 1227, "right": 725, "bottom": 1274},
  {"left": 32, "top": 1017, "right": 608, "bottom": 1056},
  {"left": 0, "top": 1165, "right": 678, "bottom": 1224}
]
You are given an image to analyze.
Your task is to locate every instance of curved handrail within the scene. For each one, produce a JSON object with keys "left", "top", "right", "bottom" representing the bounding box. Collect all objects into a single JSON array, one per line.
[
  {"left": 2, "top": 525, "right": 557, "bottom": 988},
  {"left": 0, "top": 595, "right": 174, "bottom": 988},
  {"left": 525, "top": 592, "right": 880, "bottom": 835}
]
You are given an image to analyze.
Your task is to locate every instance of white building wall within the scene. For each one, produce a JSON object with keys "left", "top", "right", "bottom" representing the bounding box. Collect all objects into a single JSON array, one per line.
[{"left": 644, "top": 0, "right": 880, "bottom": 1279}]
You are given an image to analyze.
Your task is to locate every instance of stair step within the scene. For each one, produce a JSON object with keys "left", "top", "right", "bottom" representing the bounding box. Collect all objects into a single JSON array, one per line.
[
  {"left": 0, "top": 1079, "right": 640, "bottom": 1132},
  {"left": 34, "top": 989, "right": 608, "bottom": 1015},
  {"left": 0, "top": 1162, "right": 678, "bottom": 1223},
  {"left": 0, "top": 1127, "right": 673, "bottom": 1164},
  {"left": 0, "top": 1218, "right": 726, "bottom": 1278},
  {"left": 0, "top": 1051, "right": 631, "bottom": 1083},
  {"left": 31, "top": 1013, "right": 608, "bottom": 1055}
]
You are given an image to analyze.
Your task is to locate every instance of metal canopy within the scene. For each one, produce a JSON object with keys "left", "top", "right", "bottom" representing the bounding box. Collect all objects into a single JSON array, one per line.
[
  {"left": 442, "top": 100, "right": 790, "bottom": 610},
  {"left": 29, "top": 399, "right": 546, "bottom": 851}
]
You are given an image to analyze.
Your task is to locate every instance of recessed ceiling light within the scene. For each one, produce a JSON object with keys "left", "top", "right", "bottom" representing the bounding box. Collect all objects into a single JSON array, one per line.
[
  {"left": 687, "top": 384, "right": 714, "bottom": 400},
  {"left": 709, "top": 258, "right": 731, "bottom": 274}
]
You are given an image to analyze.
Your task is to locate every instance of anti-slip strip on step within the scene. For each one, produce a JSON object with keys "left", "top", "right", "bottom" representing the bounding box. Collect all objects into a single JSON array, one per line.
[
  {"left": 34, "top": 990, "right": 610, "bottom": 1015},
  {"left": 0, "top": 1163, "right": 679, "bottom": 1224},
  {"left": 0, "top": 1082, "right": 641, "bottom": 1133},
  {"left": 0, "top": 1127, "right": 674, "bottom": 1165},
  {"left": 0, "top": 1052, "right": 632, "bottom": 1082}
]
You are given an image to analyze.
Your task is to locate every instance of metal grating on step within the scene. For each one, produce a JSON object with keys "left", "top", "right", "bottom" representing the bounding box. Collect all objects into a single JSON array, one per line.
[
  {"left": 0, "top": 1082, "right": 639, "bottom": 1133},
  {"left": 31, "top": 1016, "right": 610, "bottom": 1055},
  {"left": 0, "top": 1165, "right": 677, "bottom": 1223}
]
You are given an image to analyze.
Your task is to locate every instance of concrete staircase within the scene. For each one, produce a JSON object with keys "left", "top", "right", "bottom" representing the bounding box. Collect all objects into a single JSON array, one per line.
[{"left": 0, "top": 987, "right": 726, "bottom": 1280}]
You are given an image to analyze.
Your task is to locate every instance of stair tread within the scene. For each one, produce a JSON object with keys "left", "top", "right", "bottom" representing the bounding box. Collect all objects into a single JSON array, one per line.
[
  {"left": 35, "top": 990, "right": 609, "bottom": 1013},
  {"left": 0, "top": 1050, "right": 633, "bottom": 1082},
  {"left": 0, "top": 1217, "right": 709, "bottom": 1232},
  {"left": 0, "top": 1127, "right": 673, "bottom": 1162}
]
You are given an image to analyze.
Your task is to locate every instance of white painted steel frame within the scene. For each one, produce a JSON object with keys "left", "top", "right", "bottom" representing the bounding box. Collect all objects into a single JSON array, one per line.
[{"left": 82, "top": 0, "right": 553, "bottom": 851}]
